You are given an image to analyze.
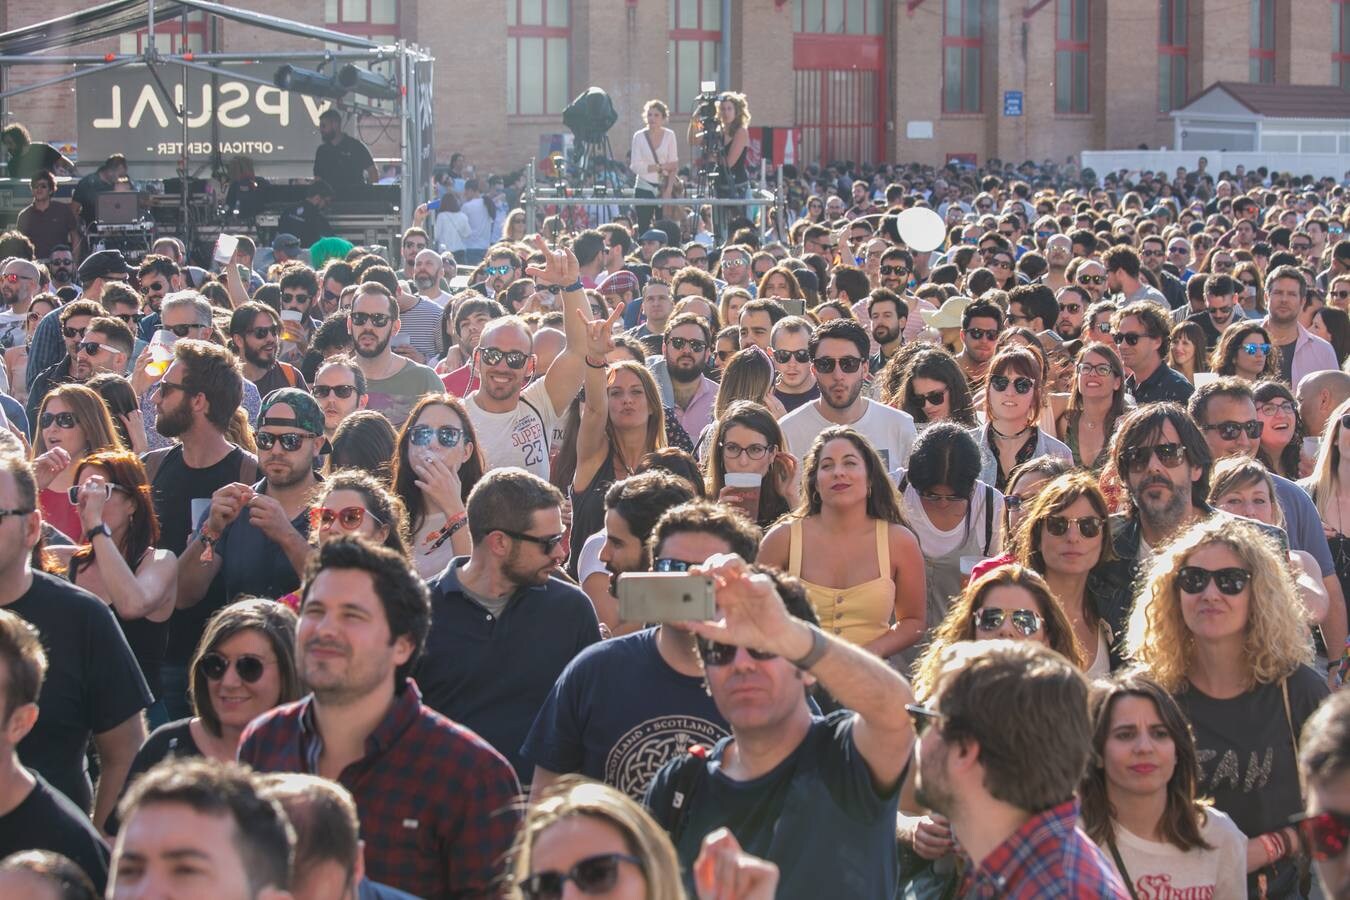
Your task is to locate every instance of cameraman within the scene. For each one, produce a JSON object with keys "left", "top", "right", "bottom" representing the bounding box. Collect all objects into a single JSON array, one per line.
[{"left": 690, "top": 91, "right": 751, "bottom": 238}]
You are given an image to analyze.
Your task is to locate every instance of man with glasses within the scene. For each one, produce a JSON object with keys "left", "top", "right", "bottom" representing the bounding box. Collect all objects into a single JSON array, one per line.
[
  {"left": 277, "top": 264, "right": 320, "bottom": 352},
  {"left": 649, "top": 313, "right": 716, "bottom": 438},
  {"left": 177, "top": 387, "right": 321, "bottom": 623},
  {"left": 1110, "top": 301, "right": 1192, "bottom": 405},
  {"left": 421, "top": 468, "right": 599, "bottom": 783},
  {"left": 1104, "top": 245, "right": 1166, "bottom": 306},
  {"left": 956, "top": 298, "right": 1003, "bottom": 389},
  {"left": 771, "top": 316, "right": 820, "bottom": 414},
  {"left": 467, "top": 239, "right": 604, "bottom": 478},
  {"left": 312, "top": 358, "right": 368, "bottom": 440},
  {"left": 135, "top": 292, "right": 263, "bottom": 453},
  {"left": 800, "top": 224, "right": 836, "bottom": 260},
  {"left": 1263, "top": 265, "right": 1339, "bottom": 388},
  {"left": 908, "top": 641, "right": 1126, "bottom": 899},
  {"left": 398, "top": 227, "right": 429, "bottom": 281},
  {"left": 471, "top": 248, "right": 521, "bottom": 302},
  {"left": 44, "top": 244, "right": 75, "bottom": 291},
  {"left": 682, "top": 240, "right": 711, "bottom": 272},
  {"left": 1073, "top": 258, "right": 1108, "bottom": 303},
  {"left": 1189, "top": 273, "right": 1243, "bottom": 351},
  {"left": 1166, "top": 237, "right": 1195, "bottom": 282},
  {"left": 643, "top": 552, "right": 916, "bottom": 899},
  {"left": 0, "top": 259, "right": 40, "bottom": 325},
  {"left": 1188, "top": 378, "right": 1347, "bottom": 664},
  {"left": 228, "top": 303, "right": 308, "bottom": 397},
  {"left": 27, "top": 250, "right": 132, "bottom": 391},
  {"left": 524, "top": 485, "right": 738, "bottom": 801},
  {"left": 345, "top": 283, "right": 442, "bottom": 428},
  {"left": 649, "top": 246, "right": 687, "bottom": 286},
  {"left": 25, "top": 299, "right": 102, "bottom": 436},
  {"left": 1054, "top": 285, "right": 1089, "bottom": 341},
  {"left": 134, "top": 254, "right": 184, "bottom": 343},
  {"left": 145, "top": 339, "right": 258, "bottom": 720},
  {"left": 780, "top": 318, "right": 916, "bottom": 471},
  {"left": 0, "top": 453, "right": 148, "bottom": 834},
  {"left": 70, "top": 316, "right": 132, "bottom": 385},
  {"left": 241, "top": 537, "right": 521, "bottom": 900},
  {"left": 1138, "top": 235, "right": 1187, "bottom": 310}
]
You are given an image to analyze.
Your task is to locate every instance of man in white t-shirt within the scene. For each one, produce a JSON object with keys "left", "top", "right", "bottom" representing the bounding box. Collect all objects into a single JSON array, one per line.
[
  {"left": 467, "top": 238, "right": 611, "bottom": 479},
  {"left": 779, "top": 318, "right": 916, "bottom": 472}
]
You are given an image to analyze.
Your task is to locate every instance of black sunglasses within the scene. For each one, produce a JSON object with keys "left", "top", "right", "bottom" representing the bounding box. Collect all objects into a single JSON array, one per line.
[
  {"left": 350, "top": 312, "right": 392, "bottom": 328},
  {"left": 989, "top": 374, "right": 1034, "bottom": 394},
  {"left": 963, "top": 327, "right": 999, "bottom": 341},
  {"left": 973, "top": 607, "right": 1043, "bottom": 636},
  {"left": 667, "top": 336, "right": 708, "bottom": 353},
  {"left": 1201, "top": 419, "right": 1263, "bottom": 441},
  {"left": 161, "top": 323, "right": 202, "bottom": 338},
  {"left": 39, "top": 411, "right": 77, "bottom": 430},
  {"left": 916, "top": 388, "right": 947, "bottom": 407},
  {"left": 498, "top": 529, "right": 565, "bottom": 554},
  {"left": 654, "top": 558, "right": 693, "bottom": 572},
  {"left": 61, "top": 326, "right": 87, "bottom": 340},
  {"left": 1121, "top": 442, "right": 1186, "bottom": 474},
  {"left": 1113, "top": 331, "right": 1148, "bottom": 347},
  {"left": 812, "top": 355, "right": 863, "bottom": 374},
  {"left": 313, "top": 384, "right": 358, "bottom": 399},
  {"left": 774, "top": 348, "right": 811, "bottom": 364},
  {"left": 518, "top": 853, "right": 644, "bottom": 900},
  {"left": 410, "top": 424, "right": 463, "bottom": 448},
  {"left": 78, "top": 341, "right": 112, "bottom": 357},
  {"left": 879, "top": 265, "right": 910, "bottom": 276},
  {"left": 1044, "top": 514, "right": 1103, "bottom": 538},
  {"left": 905, "top": 703, "right": 943, "bottom": 737},
  {"left": 255, "top": 431, "right": 311, "bottom": 452},
  {"left": 247, "top": 325, "right": 279, "bottom": 341},
  {"left": 1077, "top": 274, "right": 1106, "bottom": 285},
  {"left": 697, "top": 635, "right": 777, "bottom": 666},
  {"left": 479, "top": 347, "right": 530, "bottom": 369},
  {"left": 1177, "top": 565, "right": 1252, "bottom": 595},
  {"left": 199, "top": 651, "right": 266, "bottom": 683}
]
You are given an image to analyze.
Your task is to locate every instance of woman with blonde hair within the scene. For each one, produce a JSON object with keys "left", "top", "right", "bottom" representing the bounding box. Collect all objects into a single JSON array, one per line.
[
  {"left": 32, "top": 383, "right": 124, "bottom": 539},
  {"left": 1302, "top": 397, "right": 1350, "bottom": 645},
  {"left": 718, "top": 286, "right": 752, "bottom": 330},
  {"left": 1127, "top": 515, "right": 1327, "bottom": 897},
  {"left": 501, "top": 208, "right": 527, "bottom": 243},
  {"left": 571, "top": 360, "right": 667, "bottom": 576},
  {"left": 511, "top": 776, "right": 777, "bottom": 900}
]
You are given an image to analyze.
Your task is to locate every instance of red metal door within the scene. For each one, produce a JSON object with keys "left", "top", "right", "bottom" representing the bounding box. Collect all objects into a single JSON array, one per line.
[{"left": 793, "top": 34, "right": 884, "bottom": 166}]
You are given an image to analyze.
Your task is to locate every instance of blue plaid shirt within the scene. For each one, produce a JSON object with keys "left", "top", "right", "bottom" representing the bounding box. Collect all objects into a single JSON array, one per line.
[
  {"left": 961, "top": 799, "right": 1129, "bottom": 899},
  {"left": 239, "top": 679, "right": 522, "bottom": 900}
]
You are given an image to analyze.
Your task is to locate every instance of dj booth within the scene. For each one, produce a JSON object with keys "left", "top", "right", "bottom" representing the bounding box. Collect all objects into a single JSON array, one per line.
[{"left": 0, "top": 177, "right": 402, "bottom": 266}]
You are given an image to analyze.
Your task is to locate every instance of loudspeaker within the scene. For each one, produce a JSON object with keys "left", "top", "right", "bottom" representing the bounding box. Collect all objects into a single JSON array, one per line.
[{"left": 563, "top": 87, "right": 618, "bottom": 143}]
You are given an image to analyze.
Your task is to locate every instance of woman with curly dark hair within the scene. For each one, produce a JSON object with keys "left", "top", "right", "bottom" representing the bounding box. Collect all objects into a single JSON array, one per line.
[
  {"left": 1253, "top": 380, "right": 1303, "bottom": 479},
  {"left": 1210, "top": 321, "right": 1281, "bottom": 383},
  {"left": 882, "top": 346, "right": 976, "bottom": 428}
]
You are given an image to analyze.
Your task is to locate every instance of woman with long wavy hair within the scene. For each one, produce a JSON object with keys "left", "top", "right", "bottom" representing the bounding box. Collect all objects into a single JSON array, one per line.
[
  {"left": 1079, "top": 672, "right": 1247, "bottom": 900},
  {"left": 32, "top": 383, "right": 124, "bottom": 540},
  {"left": 57, "top": 450, "right": 176, "bottom": 722},
  {"left": 391, "top": 394, "right": 485, "bottom": 578},
  {"left": 571, "top": 360, "right": 667, "bottom": 577},
  {"left": 884, "top": 346, "right": 977, "bottom": 428},
  {"left": 1127, "top": 515, "right": 1327, "bottom": 898},
  {"left": 758, "top": 426, "right": 925, "bottom": 659},
  {"left": 704, "top": 401, "right": 798, "bottom": 530}
]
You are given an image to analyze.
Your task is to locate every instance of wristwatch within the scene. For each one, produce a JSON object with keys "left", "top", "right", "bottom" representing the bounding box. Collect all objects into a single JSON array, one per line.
[{"left": 85, "top": 523, "right": 113, "bottom": 543}]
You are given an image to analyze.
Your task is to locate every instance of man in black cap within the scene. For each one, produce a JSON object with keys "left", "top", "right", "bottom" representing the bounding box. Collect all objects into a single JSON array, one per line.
[
  {"left": 637, "top": 229, "right": 667, "bottom": 264},
  {"left": 314, "top": 108, "right": 377, "bottom": 199},
  {"left": 278, "top": 180, "right": 335, "bottom": 247},
  {"left": 25, "top": 250, "right": 131, "bottom": 392},
  {"left": 177, "top": 387, "right": 323, "bottom": 612}
]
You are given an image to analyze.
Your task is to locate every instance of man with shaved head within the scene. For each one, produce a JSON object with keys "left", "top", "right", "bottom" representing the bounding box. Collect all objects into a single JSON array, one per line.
[{"left": 1298, "top": 370, "right": 1350, "bottom": 443}]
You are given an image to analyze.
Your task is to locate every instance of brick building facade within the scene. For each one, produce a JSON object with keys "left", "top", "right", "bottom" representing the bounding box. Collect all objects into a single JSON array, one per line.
[{"left": 1, "top": 0, "right": 1347, "bottom": 180}]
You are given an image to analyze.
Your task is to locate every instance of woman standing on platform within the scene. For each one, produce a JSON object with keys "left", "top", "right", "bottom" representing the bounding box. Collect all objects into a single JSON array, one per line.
[{"left": 631, "top": 100, "right": 679, "bottom": 234}]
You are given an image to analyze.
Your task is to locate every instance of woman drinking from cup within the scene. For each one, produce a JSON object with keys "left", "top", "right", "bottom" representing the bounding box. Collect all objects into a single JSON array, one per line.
[{"left": 704, "top": 401, "right": 797, "bottom": 530}]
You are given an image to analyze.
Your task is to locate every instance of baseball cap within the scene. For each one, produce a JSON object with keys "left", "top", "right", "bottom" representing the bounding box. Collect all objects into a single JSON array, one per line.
[
  {"left": 639, "top": 229, "right": 667, "bottom": 244},
  {"left": 272, "top": 233, "right": 302, "bottom": 253},
  {"left": 258, "top": 388, "right": 325, "bottom": 437}
]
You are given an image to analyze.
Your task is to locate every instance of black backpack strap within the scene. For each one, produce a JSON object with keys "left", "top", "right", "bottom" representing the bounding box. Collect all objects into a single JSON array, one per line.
[
  {"left": 662, "top": 745, "right": 710, "bottom": 846},
  {"left": 140, "top": 446, "right": 175, "bottom": 486},
  {"left": 518, "top": 394, "right": 550, "bottom": 456}
]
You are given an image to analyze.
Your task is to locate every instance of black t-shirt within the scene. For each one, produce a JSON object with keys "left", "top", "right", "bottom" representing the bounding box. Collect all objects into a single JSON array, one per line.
[
  {"left": 72, "top": 172, "right": 112, "bottom": 227},
  {"left": 107, "top": 718, "right": 202, "bottom": 836},
  {"left": 1186, "top": 310, "right": 1223, "bottom": 349},
  {"left": 148, "top": 445, "right": 255, "bottom": 665},
  {"left": 645, "top": 711, "right": 901, "bottom": 900},
  {"left": 774, "top": 383, "right": 820, "bottom": 414},
  {"left": 9, "top": 572, "right": 151, "bottom": 812},
  {"left": 0, "top": 772, "right": 110, "bottom": 893},
  {"left": 1278, "top": 340, "right": 1297, "bottom": 386},
  {"left": 314, "top": 134, "right": 374, "bottom": 197}
]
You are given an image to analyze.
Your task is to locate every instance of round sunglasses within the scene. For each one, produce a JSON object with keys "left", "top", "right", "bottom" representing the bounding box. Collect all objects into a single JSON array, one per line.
[
  {"left": 409, "top": 424, "right": 463, "bottom": 448},
  {"left": 310, "top": 506, "right": 382, "bottom": 532},
  {"left": 198, "top": 651, "right": 266, "bottom": 683},
  {"left": 989, "top": 374, "right": 1034, "bottom": 394}
]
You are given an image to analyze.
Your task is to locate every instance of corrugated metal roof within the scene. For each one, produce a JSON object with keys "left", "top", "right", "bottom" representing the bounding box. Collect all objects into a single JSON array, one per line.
[{"left": 1187, "top": 82, "right": 1350, "bottom": 119}]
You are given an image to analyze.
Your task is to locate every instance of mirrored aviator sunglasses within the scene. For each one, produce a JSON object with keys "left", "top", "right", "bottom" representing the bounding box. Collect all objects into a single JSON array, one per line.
[
  {"left": 696, "top": 635, "right": 777, "bottom": 667},
  {"left": 410, "top": 424, "right": 463, "bottom": 448},
  {"left": 972, "top": 607, "right": 1042, "bottom": 636}
]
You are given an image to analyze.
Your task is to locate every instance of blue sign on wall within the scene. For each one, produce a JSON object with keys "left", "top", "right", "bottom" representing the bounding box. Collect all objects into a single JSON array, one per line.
[{"left": 1003, "top": 91, "right": 1024, "bottom": 117}]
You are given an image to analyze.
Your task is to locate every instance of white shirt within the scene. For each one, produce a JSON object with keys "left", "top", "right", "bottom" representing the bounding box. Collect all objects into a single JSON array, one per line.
[
  {"left": 461, "top": 197, "right": 494, "bottom": 251},
  {"left": 899, "top": 481, "right": 1004, "bottom": 560},
  {"left": 466, "top": 377, "right": 562, "bottom": 479},
  {"left": 1099, "top": 811, "right": 1247, "bottom": 900},
  {"left": 779, "top": 398, "right": 917, "bottom": 473},
  {"left": 630, "top": 127, "right": 678, "bottom": 191},
  {"left": 435, "top": 210, "right": 471, "bottom": 253}
]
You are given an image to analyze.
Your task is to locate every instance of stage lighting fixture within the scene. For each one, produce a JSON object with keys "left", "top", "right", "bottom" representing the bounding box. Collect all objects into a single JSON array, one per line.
[
  {"left": 274, "top": 65, "right": 347, "bottom": 100},
  {"left": 336, "top": 65, "right": 399, "bottom": 101}
]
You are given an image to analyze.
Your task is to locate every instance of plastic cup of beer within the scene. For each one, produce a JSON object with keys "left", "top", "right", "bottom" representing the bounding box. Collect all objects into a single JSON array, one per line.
[
  {"left": 724, "top": 472, "right": 763, "bottom": 519},
  {"left": 146, "top": 329, "right": 176, "bottom": 377},
  {"left": 280, "top": 309, "right": 306, "bottom": 343}
]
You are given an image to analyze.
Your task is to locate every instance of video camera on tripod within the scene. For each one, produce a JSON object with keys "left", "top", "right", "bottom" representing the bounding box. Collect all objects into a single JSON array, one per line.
[{"left": 691, "top": 81, "right": 724, "bottom": 181}]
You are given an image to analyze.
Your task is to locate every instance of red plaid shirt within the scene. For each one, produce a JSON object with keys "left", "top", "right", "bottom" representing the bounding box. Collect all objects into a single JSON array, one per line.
[
  {"left": 960, "top": 798, "right": 1130, "bottom": 899},
  {"left": 239, "top": 680, "right": 521, "bottom": 899}
]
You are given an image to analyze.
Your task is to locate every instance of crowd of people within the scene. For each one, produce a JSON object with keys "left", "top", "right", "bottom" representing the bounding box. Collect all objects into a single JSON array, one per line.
[{"left": 4, "top": 129, "right": 1350, "bottom": 899}]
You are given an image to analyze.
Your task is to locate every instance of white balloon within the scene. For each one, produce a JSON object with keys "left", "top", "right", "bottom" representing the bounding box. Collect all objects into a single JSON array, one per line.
[{"left": 896, "top": 208, "right": 947, "bottom": 253}]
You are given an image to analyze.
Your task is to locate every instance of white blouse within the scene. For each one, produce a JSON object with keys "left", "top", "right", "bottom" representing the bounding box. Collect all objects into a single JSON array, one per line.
[{"left": 630, "top": 127, "right": 678, "bottom": 191}]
